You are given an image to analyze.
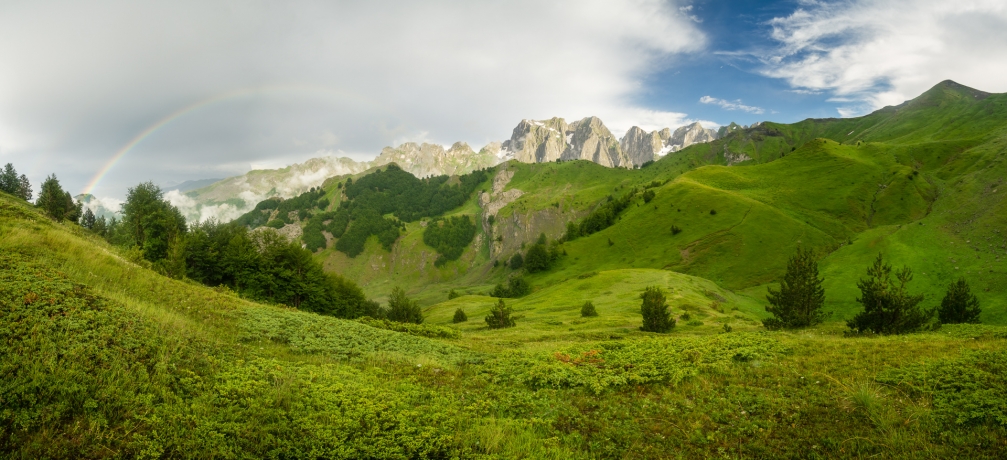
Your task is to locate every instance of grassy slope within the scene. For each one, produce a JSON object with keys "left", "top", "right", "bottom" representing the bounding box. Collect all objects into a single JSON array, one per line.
[{"left": 3, "top": 193, "right": 1007, "bottom": 458}]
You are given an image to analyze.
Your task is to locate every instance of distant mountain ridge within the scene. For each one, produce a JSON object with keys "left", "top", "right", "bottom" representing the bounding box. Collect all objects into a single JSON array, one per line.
[{"left": 173, "top": 116, "right": 724, "bottom": 222}]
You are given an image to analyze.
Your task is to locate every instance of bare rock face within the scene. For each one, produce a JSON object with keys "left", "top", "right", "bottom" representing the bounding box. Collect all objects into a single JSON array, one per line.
[
  {"left": 667, "top": 122, "right": 719, "bottom": 153},
  {"left": 563, "top": 116, "right": 629, "bottom": 167},
  {"left": 373, "top": 141, "right": 499, "bottom": 178},
  {"left": 500, "top": 117, "right": 569, "bottom": 163},
  {"left": 620, "top": 126, "right": 666, "bottom": 165}
]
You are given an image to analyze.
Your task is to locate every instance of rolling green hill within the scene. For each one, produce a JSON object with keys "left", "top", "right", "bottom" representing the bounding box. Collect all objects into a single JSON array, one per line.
[
  {"left": 246, "top": 80, "right": 1007, "bottom": 327},
  {"left": 3, "top": 191, "right": 1006, "bottom": 458}
]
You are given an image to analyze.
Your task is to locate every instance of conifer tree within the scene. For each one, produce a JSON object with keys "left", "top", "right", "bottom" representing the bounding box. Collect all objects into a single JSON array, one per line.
[
  {"left": 0, "top": 163, "right": 18, "bottom": 195},
  {"left": 36, "top": 174, "right": 68, "bottom": 220},
  {"left": 640, "top": 286, "right": 674, "bottom": 332},
  {"left": 17, "top": 173, "right": 32, "bottom": 201},
  {"left": 763, "top": 247, "right": 827, "bottom": 329},
  {"left": 524, "top": 242, "right": 550, "bottom": 272},
  {"left": 581, "top": 301, "right": 598, "bottom": 317},
  {"left": 386, "top": 286, "right": 423, "bottom": 324},
  {"left": 80, "top": 207, "right": 96, "bottom": 229},
  {"left": 938, "top": 277, "right": 981, "bottom": 324},
  {"left": 453, "top": 308, "right": 468, "bottom": 323},
  {"left": 485, "top": 298, "right": 515, "bottom": 329},
  {"left": 848, "top": 253, "right": 932, "bottom": 334}
]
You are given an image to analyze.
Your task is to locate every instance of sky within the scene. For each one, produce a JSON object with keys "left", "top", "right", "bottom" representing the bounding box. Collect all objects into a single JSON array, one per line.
[{"left": 1, "top": 0, "right": 1006, "bottom": 200}]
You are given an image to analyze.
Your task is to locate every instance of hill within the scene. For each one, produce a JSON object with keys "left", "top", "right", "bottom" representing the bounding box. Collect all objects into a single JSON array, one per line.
[{"left": 3, "top": 191, "right": 1006, "bottom": 458}]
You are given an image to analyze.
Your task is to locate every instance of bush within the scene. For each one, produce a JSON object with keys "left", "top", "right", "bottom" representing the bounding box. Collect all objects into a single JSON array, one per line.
[
  {"left": 490, "top": 276, "right": 531, "bottom": 298},
  {"left": 509, "top": 252, "right": 524, "bottom": 270},
  {"left": 447, "top": 289, "right": 460, "bottom": 300},
  {"left": 642, "top": 189, "right": 656, "bottom": 203},
  {"left": 580, "top": 301, "right": 598, "bottom": 317},
  {"left": 485, "top": 299, "right": 515, "bottom": 329},
  {"left": 386, "top": 287, "right": 423, "bottom": 324},
  {"left": 709, "top": 209, "right": 717, "bottom": 215},
  {"left": 763, "top": 247, "right": 827, "bottom": 329},
  {"left": 524, "top": 243, "right": 551, "bottom": 273},
  {"left": 453, "top": 308, "right": 468, "bottom": 323},
  {"left": 938, "top": 277, "right": 981, "bottom": 324},
  {"left": 671, "top": 225, "right": 682, "bottom": 235},
  {"left": 640, "top": 286, "right": 675, "bottom": 333},
  {"left": 847, "top": 253, "right": 933, "bottom": 334}
]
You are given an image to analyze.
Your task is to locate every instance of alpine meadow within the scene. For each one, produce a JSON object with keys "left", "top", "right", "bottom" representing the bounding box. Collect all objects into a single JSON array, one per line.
[{"left": 2, "top": 78, "right": 1006, "bottom": 458}]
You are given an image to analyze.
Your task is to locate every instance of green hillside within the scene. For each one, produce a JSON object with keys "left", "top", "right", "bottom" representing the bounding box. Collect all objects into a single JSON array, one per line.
[{"left": 3, "top": 192, "right": 1007, "bottom": 458}]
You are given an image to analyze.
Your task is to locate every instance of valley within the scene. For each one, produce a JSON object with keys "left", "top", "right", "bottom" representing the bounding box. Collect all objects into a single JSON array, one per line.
[{"left": 3, "top": 80, "right": 1007, "bottom": 458}]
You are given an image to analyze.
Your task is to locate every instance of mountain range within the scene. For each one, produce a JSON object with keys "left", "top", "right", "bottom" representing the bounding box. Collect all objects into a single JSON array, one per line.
[{"left": 167, "top": 117, "right": 722, "bottom": 223}]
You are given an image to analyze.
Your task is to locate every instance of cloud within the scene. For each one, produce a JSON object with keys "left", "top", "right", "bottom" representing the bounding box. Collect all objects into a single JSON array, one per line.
[
  {"left": 0, "top": 0, "right": 706, "bottom": 198},
  {"left": 699, "top": 96, "right": 765, "bottom": 114},
  {"left": 760, "top": 0, "right": 1007, "bottom": 116}
]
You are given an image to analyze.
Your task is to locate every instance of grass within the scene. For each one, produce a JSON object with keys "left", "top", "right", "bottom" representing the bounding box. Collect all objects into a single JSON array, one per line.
[{"left": 5, "top": 80, "right": 1007, "bottom": 457}]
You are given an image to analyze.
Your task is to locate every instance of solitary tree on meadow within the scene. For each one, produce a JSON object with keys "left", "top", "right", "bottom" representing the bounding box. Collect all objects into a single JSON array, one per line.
[
  {"left": 640, "top": 286, "right": 675, "bottom": 333},
  {"left": 937, "top": 277, "right": 981, "bottom": 324},
  {"left": 386, "top": 287, "right": 424, "bottom": 324},
  {"left": 763, "top": 247, "right": 827, "bottom": 329},
  {"left": 485, "top": 298, "right": 515, "bottom": 329},
  {"left": 847, "top": 253, "right": 932, "bottom": 334}
]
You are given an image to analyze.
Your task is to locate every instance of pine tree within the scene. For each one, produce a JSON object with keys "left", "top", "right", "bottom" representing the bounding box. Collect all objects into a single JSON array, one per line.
[
  {"left": 386, "top": 286, "right": 423, "bottom": 324},
  {"left": 847, "top": 253, "right": 933, "bottom": 334},
  {"left": 581, "top": 301, "right": 598, "bottom": 317},
  {"left": 452, "top": 308, "right": 468, "bottom": 323},
  {"left": 17, "top": 174, "right": 32, "bottom": 201},
  {"left": 80, "top": 207, "right": 96, "bottom": 229},
  {"left": 0, "top": 163, "right": 17, "bottom": 195},
  {"left": 938, "top": 277, "right": 981, "bottom": 324},
  {"left": 640, "top": 286, "right": 674, "bottom": 332},
  {"left": 36, "top": 174, "right": 68, "bottom": 220},
  {"left": 524, "top": 242, "right": 550, "bottom": 272},
  {"left": 763, "top": 247, "right": 827, "bottom": 329},
  {"left": 485, "top": 298, "right": 515, "bottom": 329}
]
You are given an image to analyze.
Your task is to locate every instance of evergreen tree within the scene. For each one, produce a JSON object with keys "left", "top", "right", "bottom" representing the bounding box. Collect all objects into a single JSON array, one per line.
[
  {"left": 524, "top": 242, "right": 550, "bottom": 273},
  {"left": 121, "top": 181, "right": 187, "bottom": 262},
  {"left": 640, "top": 286, "right": 675, "bottom": 332},
  {"left": 485, "top": 298, "right": 515, "bottom": 329},
  {"left": 453, "top": 308, "right": 468, "bottom": 323},
  {"left": 17, "top": 174, "right": 32, "bottom": 201},
  {"left": 847, "top": 253, "right": 933, "bottom": 334},
  {"left": 0, "top": 163, "right": 18, "bottom": 196},
  {"left": 763, "top": 247, "right": 827, "bottom": 329},
  {"left": 448, "top": 289, "right": 460, "bottom": 300},
  {"left": 509, "top": 252, "right": 524, "bottom": 270},
  {"left": 36, "top": 174, "right": 68, "bottom": 220},
  {"left": 92, "top": 215, "right": 107, "bottom": 237},
  {"left": 938, "top": 277, "right": 981, "bottom": 324},
  {"left": 80, "top": 207, "right": 96, "bottom": 229},
  {"left": 386, "top": 286, "right": 423, "bottom": 324},
  {"left": 63, "top": 192, "right": 82, "bottom": 224},
  {"left": 581, "top": 301, "right": 598, "bottom": 317}
]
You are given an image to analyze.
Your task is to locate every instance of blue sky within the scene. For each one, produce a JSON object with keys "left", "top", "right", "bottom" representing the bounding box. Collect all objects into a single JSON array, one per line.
[{"left": 1, "top": 0, "right": 1006, "bottom": 200}]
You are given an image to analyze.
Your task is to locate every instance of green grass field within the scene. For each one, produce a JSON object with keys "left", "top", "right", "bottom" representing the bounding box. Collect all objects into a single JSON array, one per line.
[{"left": 3, "top": 191, "right": 1007, "bottom": 458}]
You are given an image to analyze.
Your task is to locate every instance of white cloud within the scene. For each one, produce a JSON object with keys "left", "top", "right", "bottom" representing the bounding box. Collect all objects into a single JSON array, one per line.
[
  {"left": 761, "top": 0, "right": 1007, "bottom": 116},
  {"left": 699, "top": 96, "right": 765, "bottom": 114},
  {"left": 0, "top": 0, "right": 706, "bottom": 198}
]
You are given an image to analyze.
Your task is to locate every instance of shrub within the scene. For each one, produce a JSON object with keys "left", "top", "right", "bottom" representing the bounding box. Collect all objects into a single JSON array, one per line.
[
  {"left": 847, "top": 253, "right": 933, "bottom": 334},
  {"left": 485, "top": 298, "right": 515, "bottom": 329},
  {"left": 580, "top": 301, "right": 598, "bottom": 317},
  {"left": 386, "top": 287, "right": 423, "bottom": 324},
  {"left": 509, "top": 253, "right": 524, "bottom": 270},
  {"left": 938, "top": 277, "right": 981, "bottom": 324},
  {"left": 453, "top": 308, "right": 468, "bottom": 323},
  {"left": 640, "top": 286, "right": 674, "bottom": 333},
  {"left": 524, "top": 243, "right": 551, "bottom": 273},
  {"left": 642, "top": 189, "right": 656, "bottom": 203},
  {"left": 671, "top": 225, "right": 682, "bottom": 235},
  {"left": 763, "top": 246, "right": 827, "bottom": 329},
  {"left": 709, "top": 209, "right": 717, "bottom": 215},
  {"left": 447, "top": 289, "right": 460, "bottom": 300},
  {"left": 490, "top": 276, "right": 531, "bottom": 298}
]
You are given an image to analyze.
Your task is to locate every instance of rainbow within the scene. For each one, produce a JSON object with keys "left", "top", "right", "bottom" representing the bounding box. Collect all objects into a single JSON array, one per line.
[{"left": 82, "top": 85, "right": 374, "bottom": 195}]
